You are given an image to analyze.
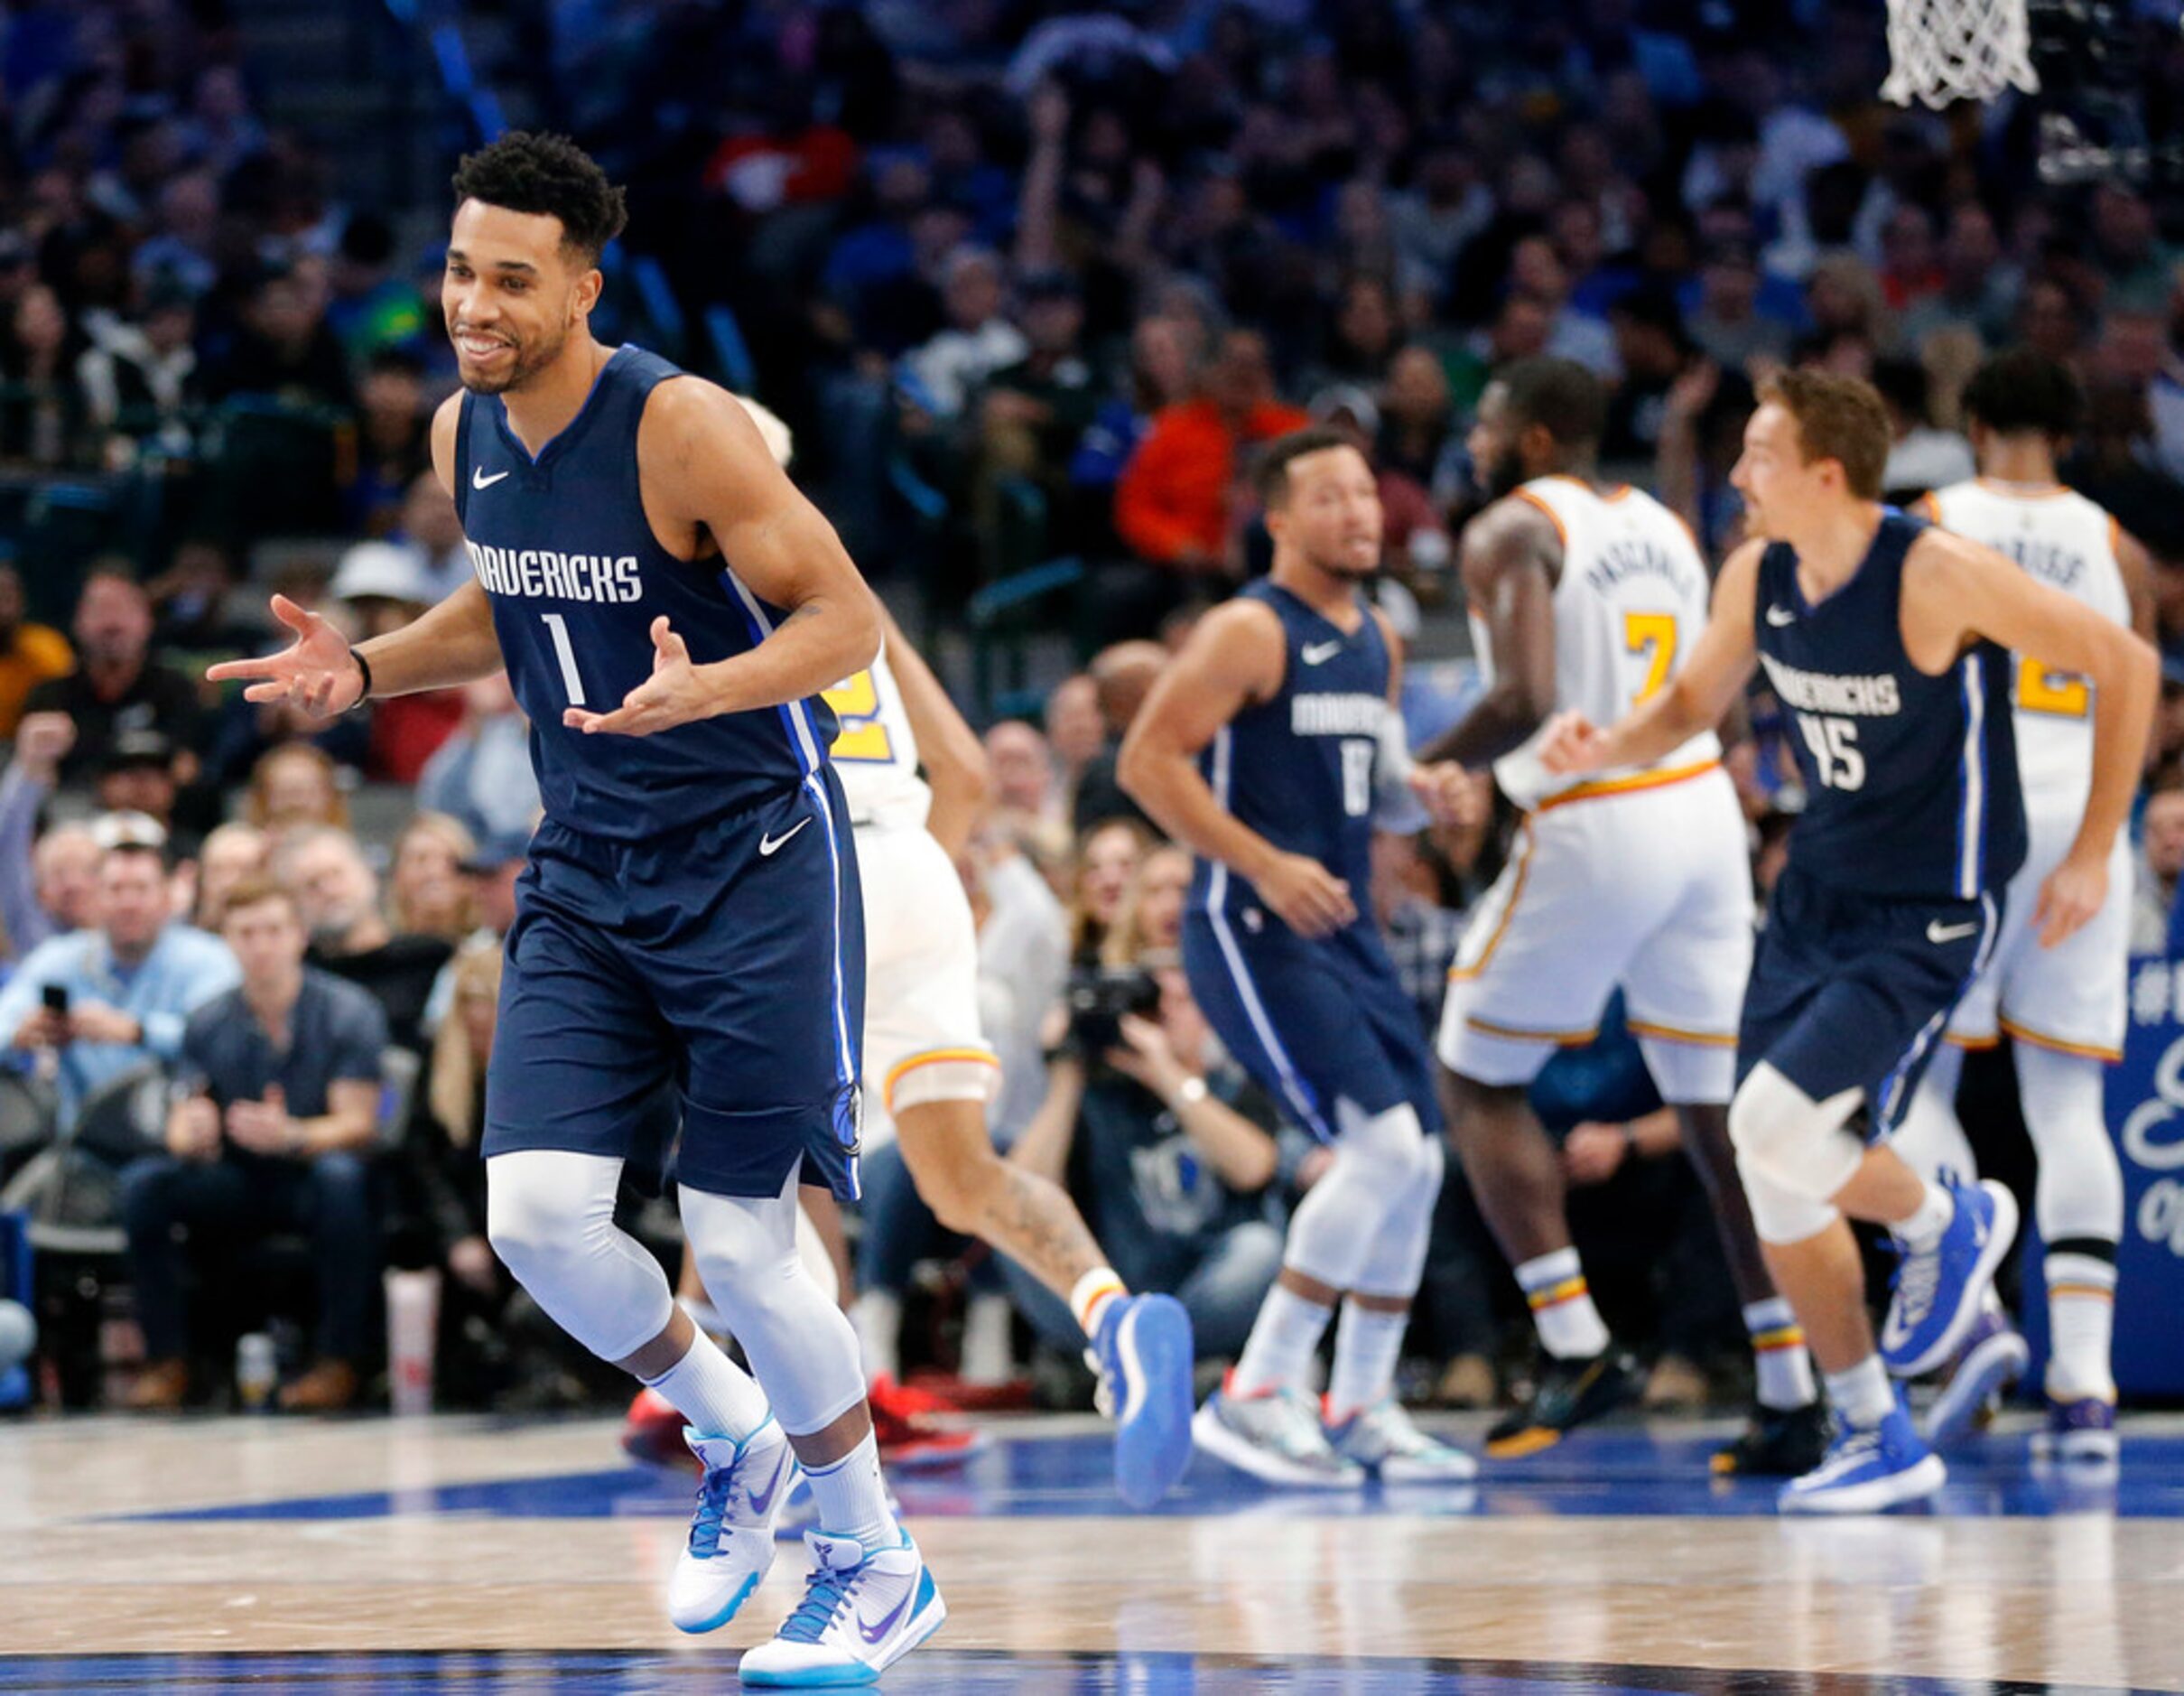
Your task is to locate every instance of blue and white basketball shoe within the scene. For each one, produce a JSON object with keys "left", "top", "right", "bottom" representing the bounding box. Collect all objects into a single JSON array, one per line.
[
  {"left": 1779, "top": 1401, "right": 1946, "bottom": 1514},
  {"left": 1881, "top": 1178, "right": 2018, "bottom": 1378},
  {"left": 738, "top": 1528, "right": 946, "bottom": 1687},
  {"left": 1087, "top": 1292, "right": 1195, "bottom": 1509},
  {"left": 1922, "top": 1305, "right": 2028, "bottom": 1448},
  {"left": 1324, "top": 1397, "right": 1480, "bottom": 1481},
  {"left": 668, "top": 1421, "right": 793, "bottom": 1634},
  {"left": 2031, "top": 1393, "right": 2119, "bottom": 1467}
]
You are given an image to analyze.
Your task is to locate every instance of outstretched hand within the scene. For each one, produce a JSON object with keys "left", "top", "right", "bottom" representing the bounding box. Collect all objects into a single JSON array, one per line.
[
  {"left": 205, "top": 595, "right": 366, "bottom": 719},
  {"left": 565, "top": 616, "right": 717, "bottom": 738}
]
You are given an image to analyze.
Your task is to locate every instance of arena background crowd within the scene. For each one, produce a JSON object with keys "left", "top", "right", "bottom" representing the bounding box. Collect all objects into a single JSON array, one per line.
[{"left": 1, "top": 0, "right": 2181, "bottom": 1430}]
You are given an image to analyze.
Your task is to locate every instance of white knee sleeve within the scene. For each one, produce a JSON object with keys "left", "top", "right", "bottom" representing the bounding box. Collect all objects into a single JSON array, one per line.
[
  {"left": 1889, "top": 1043, "right": 1976, "bottom": 1184},
  {"left": 1352, "top": 1132, "right": 1445, "bottom": 1300},
  {"left": 795, "top": 1203, "right": 840, "bottom": 1306},
  {"left": 1728, "top": 1065, "right": 1864, "bottom": 1244},
  {"left": 1285, "top": 1101, "right": 1427, "bottom": 1291},
  {"left": 2017, "top": 1044, "right": 2124, "bottom": 1244},
  {"left": 680, "top": 1171, "right": 866, "bottom": 1437},
  {"left": 486, "top": 1150, "right": 676, "bottom": 1363}
]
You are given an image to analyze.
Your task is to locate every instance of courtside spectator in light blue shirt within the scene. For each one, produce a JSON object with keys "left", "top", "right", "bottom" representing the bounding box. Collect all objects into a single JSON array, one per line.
[{"left": 0, "top": 820, "right": 238, "bottom": 1128}]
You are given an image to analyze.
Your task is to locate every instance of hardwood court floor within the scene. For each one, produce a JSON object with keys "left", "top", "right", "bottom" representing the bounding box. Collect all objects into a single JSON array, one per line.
[{"left": 1, "top": 1411, "right": 2180, "bottom": 1691}]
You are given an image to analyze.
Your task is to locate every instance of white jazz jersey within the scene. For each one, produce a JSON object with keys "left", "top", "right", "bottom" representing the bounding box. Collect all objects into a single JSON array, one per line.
[
  {"left": 1441, "top": 477, "right": 1746, "bottom": 1103},
  {"left": 1921, "top": 479, "right": 2133, "bottom": 1059},
  {"left": 822, "top": 642, "right": 999, "bottom": 1132},
  {"left": 822, "top": 638, "right": 930, "bottom": 831},
  {"left": 1919, "top": 480, "right": 2128, "bottom": 819},
  {"left": 1476, "top": 477, "right": 1721, "bottom": 810}
]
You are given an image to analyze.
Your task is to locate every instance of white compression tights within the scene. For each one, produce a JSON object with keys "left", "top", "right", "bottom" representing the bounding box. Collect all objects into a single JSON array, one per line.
[
  {"left": 1895, "top": 1041, "right": 2122, "bottom": 1244},
  {"left": 1284, "top": 1102, "right": 1437, "bottom": 1293},
  {"left": 486, "top": 1151, "right": 866, "bottom": 1436}
]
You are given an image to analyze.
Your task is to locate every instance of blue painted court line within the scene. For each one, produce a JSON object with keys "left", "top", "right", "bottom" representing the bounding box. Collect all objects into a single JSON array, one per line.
[
  {"left": 0, "top": 1650, "right": 2166, "bottom": 1695},
  {"left": 112, "top": 1424, "right": 2184, "bottom": 1524}
]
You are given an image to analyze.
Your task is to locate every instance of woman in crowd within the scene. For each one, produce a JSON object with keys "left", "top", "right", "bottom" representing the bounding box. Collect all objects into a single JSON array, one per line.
[{"left": 387, "top": 813, "right": 479, "bottom": 945}]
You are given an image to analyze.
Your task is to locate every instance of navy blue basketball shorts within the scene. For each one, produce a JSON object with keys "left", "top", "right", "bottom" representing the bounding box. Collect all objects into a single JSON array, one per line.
[
  {"left": 1183, "top": 909, "right": 1439, "bottom": 1144},
  {"left": 483, "top": 766, "right": 866, "bottom": 1200},
  {"left": 1735, "top": 866, "right": 2000, "bottom": 1139}
]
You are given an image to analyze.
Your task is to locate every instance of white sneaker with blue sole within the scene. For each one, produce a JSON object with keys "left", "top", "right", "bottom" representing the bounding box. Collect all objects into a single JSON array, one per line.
[
  {"left": 738, "top": 1528, "right": 946, "bottom": 1687},
  {"left": 1881, "top": 1178, "right": 2018, "bottom": 1379},
  {"left": 1779, "top": 1403, "right": 1946, "bottom": 1514},
  {"left": 1087, "top": 1292, "right": 1195, "bottom": 1509},
  {"left": 1922, "top": 1307, "right": 2028, "bottom": 1448},
  {"left": 668, "top": 1420, "right": 793, "bottom": 1635}
]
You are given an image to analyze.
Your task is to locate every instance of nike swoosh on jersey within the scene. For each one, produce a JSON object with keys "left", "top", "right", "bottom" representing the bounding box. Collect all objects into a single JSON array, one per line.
[
  {"left": 1301, "top": 640, "right": 1343, "bottom": 665},
  {"left": 1926, "top": 918, "right": 1980, "bottom": 944},
  {"left": 758, "top": 817, "right": 813, "bottom": 856},
  {"left": 472, "top": 467, "right": 511, "bottom": 489},
  {"left": 1764, "top": 605, "right": 1797, "bottom": 627}
]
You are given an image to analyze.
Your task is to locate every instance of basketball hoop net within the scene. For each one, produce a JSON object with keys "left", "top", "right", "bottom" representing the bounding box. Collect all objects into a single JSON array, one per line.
[{"left": 1881, "top": 0, "right": 2041, "bottom": 107}]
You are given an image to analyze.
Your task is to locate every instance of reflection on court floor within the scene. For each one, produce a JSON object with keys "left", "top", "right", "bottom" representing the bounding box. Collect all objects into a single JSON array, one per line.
[{"left": 2, "top": 1413, "right": 2179, "bottom": 1692}]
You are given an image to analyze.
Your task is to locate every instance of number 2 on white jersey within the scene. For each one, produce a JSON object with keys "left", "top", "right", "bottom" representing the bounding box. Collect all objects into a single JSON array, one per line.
[
  {"left": 822, "top": 669, "right": 894, "bottom": 762},
  {"left": 2017, "top": 655, "right": 2089, "bottom": 719}
]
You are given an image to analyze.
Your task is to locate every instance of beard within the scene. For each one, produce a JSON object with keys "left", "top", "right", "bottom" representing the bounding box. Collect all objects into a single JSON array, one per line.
[
  {"left": 1307, "top": 543, "right": 1382, "bottom": 581},
  {"left": 1480, "top": 444, "right": 1528, "bottom": 502},
  {"left": 457, "top": 321, "right": 566, "bottom": 396}
]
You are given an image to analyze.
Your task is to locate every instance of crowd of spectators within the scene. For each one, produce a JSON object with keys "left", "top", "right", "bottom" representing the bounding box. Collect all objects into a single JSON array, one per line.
[{"left": 2, "top": 0, "right": 2184, "bottom": 1420}]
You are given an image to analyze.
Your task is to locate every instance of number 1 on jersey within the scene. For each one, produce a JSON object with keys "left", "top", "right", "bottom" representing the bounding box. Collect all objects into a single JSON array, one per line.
[
  {"left": 1622, "top": 611, "right": 1677, "bottom": 704},
  {"left": 540, "top": 612, "right": 586, "bottom": 706}
]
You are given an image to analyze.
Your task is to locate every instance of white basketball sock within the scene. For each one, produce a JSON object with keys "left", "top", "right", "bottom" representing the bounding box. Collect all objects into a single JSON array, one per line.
[
  {"left": 1892, "top": 1180, "right": 1954, "bottom": 1253},
  {"left": 1515, "top": 1248, "right": 1611, "bottom": 1360},
  {"left": 802, "top": 1431, "right": 900, "bottom": 1554},
  {"left": 1743, "top": 1298, "right": 1817, "bottom": 1411},
  {"left": 645, "top": 1332, "right": 772, "bottom": 1442},
  {"left": 1822, "top": 1355, "right": 1893, "bottom": 1429},
  {"left": 1230, "top": 1282, "right": 1334, "bottom": 1398},
  {"left": 2044, "top": 1252, "right": 2118, "bottom": 1402},
  {"left": 1326, "top": 1301, "right": 1408, "bottom": 1422}
]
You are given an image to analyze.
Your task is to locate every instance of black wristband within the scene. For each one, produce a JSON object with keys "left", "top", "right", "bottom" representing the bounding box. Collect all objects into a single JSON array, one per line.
[{"left": 351, "top": 647, "right": 374, "bottom": 706}]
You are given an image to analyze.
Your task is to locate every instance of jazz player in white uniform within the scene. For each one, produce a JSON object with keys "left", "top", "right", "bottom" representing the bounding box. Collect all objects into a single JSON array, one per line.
[
  {"left": 782, "top": 407, "right": 1195, "bottom": 1513},
  {"left": 1895, "top": 349, "right": 2153, "bottom": 1464},
  {"left": 1422, "top": 359, "right": 1825, "bottom": 1471}
]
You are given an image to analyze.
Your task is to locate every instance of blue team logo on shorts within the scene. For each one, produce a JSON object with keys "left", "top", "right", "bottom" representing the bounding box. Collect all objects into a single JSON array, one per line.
[{"left": 834, "top": 1081, "right": 864, "bottom": 1153}]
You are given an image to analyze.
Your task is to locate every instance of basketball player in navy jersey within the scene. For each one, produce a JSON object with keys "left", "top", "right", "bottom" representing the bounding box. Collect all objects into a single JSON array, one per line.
[
  {"left": 1121, "top": 429, "right": 1479, "bottom": 1486},
  {"left": 209, "top": 134, "right": 942, "bottom": 1682},
  {"left": 1541, "top": 370, "right": 2156, "bottom": 1513}
]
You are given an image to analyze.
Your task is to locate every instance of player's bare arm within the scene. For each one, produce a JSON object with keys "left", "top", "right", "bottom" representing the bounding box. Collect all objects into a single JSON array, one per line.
[
  {"left": 1542, "top": 538, "right": 1762, "bottom": 778},
  {"left": 207, "top": 396, "right": 504, "bottom": 714},
  {"left": 1903, "top": 527, "right": 2158, "bottom": 945},
  {"left": 566, "top": 377, "right": 882, "bottom": 738},
  {"left": 878, "top": 601, "right": 990, "bottom": 860},
  {"left": 1420, "top": 498, "right": 1560, "bottom": 769},
  {"left": 1118, "top": 598, "right": 1356, "bottom": 938}
]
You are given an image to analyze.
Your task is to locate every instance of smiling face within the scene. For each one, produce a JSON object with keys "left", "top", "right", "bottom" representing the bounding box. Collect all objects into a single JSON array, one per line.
[{"left": 442, "top": 200, "right": 601, "bottom": 396}]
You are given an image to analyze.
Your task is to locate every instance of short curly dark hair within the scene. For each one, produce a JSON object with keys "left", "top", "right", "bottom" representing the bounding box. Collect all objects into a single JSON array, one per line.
[
  {"left": 1961, "top": 347, "right": 2084, "bottom": 443},
  {"left": 451, "top": 131, "right": 627, "bottom": 265}
]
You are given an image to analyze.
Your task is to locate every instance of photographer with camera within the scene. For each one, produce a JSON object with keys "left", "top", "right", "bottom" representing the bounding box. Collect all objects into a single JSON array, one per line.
[{"left": 1003, "top": 845, "right": 1285, "bottom": 1362}]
